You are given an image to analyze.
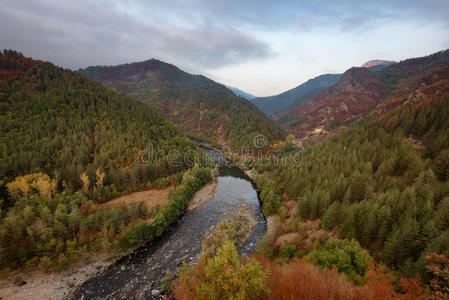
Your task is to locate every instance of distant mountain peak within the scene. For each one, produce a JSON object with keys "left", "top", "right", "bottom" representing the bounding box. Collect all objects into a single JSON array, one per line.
[
  {"left": 225, "top": 85, "right": 256, "bottom": 100},
  {"left": 361, "top": 60, "right": 396, "bottom": 68}
]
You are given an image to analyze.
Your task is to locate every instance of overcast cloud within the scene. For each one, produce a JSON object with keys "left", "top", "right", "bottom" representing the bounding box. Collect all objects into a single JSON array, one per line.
[{"left": 1, "top": 0, "right": 449, "bottom": 95}]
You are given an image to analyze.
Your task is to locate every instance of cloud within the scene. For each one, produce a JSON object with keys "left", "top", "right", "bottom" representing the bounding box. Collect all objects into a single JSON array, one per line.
[
  {"left": 1, "top": 0, "right": 449, "bottom": 95},
  {"left": 0, "top": 0, "right": 272, "bottom": 70}
]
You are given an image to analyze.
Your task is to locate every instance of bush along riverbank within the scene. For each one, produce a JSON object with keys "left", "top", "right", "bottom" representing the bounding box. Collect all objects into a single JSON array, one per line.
[{"left": 117, "top": 165, "right": 213, "bottom": 249}]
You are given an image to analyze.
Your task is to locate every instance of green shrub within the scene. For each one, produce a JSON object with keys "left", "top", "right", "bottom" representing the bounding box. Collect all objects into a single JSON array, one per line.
[
  {"left": 308, "top": 238, "right": 372, "bottom": 284},
  {"left": 279, "top": 244, "right": 296, "bottom": 259}
]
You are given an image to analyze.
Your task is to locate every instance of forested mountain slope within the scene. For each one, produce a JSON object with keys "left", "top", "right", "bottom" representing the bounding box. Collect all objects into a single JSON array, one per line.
[
  {"left": 275, "top": 67, "right": 386, "bottom": 138},
  {"left": 250, "top": 73, "right": 342, "bottom": 115},
  {"left": 79, "top": 60, "right": 284, "bottom": 149},
  {"left": 278, "top": 49, "right": 449, "bottom": 143},
  {"left": 0, "top": 50, "right": 217, "bottom": 271},
  {"left": 0, "top": 50, "right": 196, "bottom": 199},
  {"left": 254, "top": 70, "right": 449, "bottom": 283}
]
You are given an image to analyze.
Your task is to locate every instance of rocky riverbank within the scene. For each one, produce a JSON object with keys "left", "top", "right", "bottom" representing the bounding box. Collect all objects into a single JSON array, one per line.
[
  {"left": 201, "top": 201, "right": 258, "bottom": 258},
  {"left": 0, "top": 253, "right": 121, "bottom": 300},
  {"left": 187, "top": 181, "right": 218, "bottom": 211}
]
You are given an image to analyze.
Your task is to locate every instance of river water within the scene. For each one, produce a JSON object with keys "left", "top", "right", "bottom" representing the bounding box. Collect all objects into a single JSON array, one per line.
[{"left": 69, "top": 165, "right": 266, "bottom": 300}]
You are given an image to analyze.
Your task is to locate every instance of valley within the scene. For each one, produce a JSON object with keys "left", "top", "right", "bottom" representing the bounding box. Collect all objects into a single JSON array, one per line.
[
  {"left": 69, "top": 163, "right": 265, "bottom": 300},
  {"left": 1, "top": 45, "right": 449, "bottom": 300}
]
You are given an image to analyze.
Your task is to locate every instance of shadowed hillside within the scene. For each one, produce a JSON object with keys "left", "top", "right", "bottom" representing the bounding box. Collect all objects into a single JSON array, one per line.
[{"left": 250, "top": 73, "right": 342, "bottom": 115}]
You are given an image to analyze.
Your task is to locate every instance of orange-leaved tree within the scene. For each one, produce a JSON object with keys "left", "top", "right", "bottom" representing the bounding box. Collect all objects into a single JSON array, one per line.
[{"left": 255, "top": 256, "right": 427, "bottom": 300}]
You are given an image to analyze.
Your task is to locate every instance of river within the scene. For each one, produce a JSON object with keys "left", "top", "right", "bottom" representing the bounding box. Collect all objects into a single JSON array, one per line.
[{"left": 69, "top": 164, "right": 266, "bottom": 299}]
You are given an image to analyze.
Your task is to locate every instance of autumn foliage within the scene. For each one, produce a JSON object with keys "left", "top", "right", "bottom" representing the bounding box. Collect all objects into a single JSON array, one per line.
[
  {"left": 0, "top": 49, "right": 40, "bottom": 84},
  {"left": 255, "top": 257, "right": 427, "bottom": 300},
  {"left": 173, "top": 240, "right": 269, "bottom": 300},
  {"left": 173, "top": 250, "right": 429, "bottom": 300},
  {"left": 425, "top": 253, "right": 449, "bottom": 298}
]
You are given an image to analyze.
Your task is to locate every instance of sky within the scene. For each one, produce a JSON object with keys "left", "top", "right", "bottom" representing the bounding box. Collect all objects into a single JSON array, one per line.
[{"left": 2, "top": 0, "right": 449, "bottom": 96}]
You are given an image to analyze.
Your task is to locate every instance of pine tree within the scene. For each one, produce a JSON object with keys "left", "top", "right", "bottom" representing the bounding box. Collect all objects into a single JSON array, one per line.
[
  {"left": 433, "top": 149, "right": 449, "bottom": 180},
  {"left": 381, "top": 218, "right": 422, "bottom": 266},
  {"left": 321, "top": 201, "right": 342, "bottom": 230},
  {"left": 436, "top": 197, "right": 449, "bottom": 230}
]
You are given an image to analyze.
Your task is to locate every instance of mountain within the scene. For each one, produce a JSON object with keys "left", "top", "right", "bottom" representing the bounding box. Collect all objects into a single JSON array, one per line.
[
  {"left": 275, "top": 67, "right": 386, "bottom": 137},
  {"left": 252, "top": 54, "right": 449, "bottom": 288},
  {"left": 277, "top": 49, "right": 449, "bottom": 143},
  {"left": 362, "top": 59, "right": 396, "bottom": 71},
  {"left": 0, "top": 50, "right": 195, "bottom": 196},
  {"left": 260, "top": 71, "right": 449, "bottom": 282},
  {"left": 79, "top": 59, "right": 284, "bottom": 149},
  {"left": 250, "top": 60, "right": 395, "bottom": 116},
  {"left": 226, "top": 85, "right": 256, "bottom": 100},
  {"left": 250, "top": 73, "right": 342, "bottom": 115}
]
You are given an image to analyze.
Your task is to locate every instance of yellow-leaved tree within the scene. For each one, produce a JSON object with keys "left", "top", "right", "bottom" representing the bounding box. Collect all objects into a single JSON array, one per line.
[
  {"left": 80, "top": 172, "right": 90, "bottom": 194},
  {"left": 285, "top": 133, "right": 295, "bottom": 145},
  {"left": 6, "top": 173, "right": 57, "bottom": 201},
  {"left": 95, "top": 168, "right": 105, "bottom": 189}
]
